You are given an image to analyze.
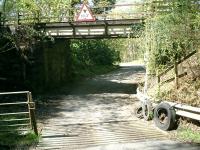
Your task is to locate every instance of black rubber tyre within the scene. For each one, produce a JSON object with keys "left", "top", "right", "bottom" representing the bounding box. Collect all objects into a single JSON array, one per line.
[
  {"left": 133, "top": 102, "right": 143, "bottom": 119},
  {"left": 142, "top": 101, "right": 152, "bottom": 121},
  {"left": 153, "top": 102, "right": 176, "bottom": 131}
]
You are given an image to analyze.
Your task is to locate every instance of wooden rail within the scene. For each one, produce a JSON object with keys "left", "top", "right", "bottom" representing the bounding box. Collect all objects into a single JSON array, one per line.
[
  {"left": 160, "top": 72, "right": 187, "bottom": 85},
  {"left": 0, "top": 91, "right": 38, "bottom": 135}
]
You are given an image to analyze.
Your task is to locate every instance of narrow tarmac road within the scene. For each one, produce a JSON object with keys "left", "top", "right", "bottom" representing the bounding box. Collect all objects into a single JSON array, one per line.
[{"left": 35, "top": 64, "right": 199, "bottom": 150}]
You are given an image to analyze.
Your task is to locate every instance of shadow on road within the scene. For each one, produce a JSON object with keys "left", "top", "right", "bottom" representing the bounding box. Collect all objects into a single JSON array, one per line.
[
  {"left": 36, "top": 65, "right": 145, "bottom": 128},
  {"left": 70, "top": 80, "right": 138, "bottom": 95}
]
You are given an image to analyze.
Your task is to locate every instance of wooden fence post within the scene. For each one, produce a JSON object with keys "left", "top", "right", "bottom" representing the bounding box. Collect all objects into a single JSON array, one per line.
[
  {"left": 156, "top": 70, "right": 160, "bottom": 96},
  {"left": 174, "top": 61, "right": 179, "bottom": 89},
  {"left": 28, "top": 92, "right": 38, "bottom": 136},
  {"left": 17, "top": 12, "right": 20, "bottom": 25},
  {"left": 27, "top": 93, "right": 33, "bottom": 129},
  {"left": 157, "top": 72, "right": 160, "bottom": 85}
]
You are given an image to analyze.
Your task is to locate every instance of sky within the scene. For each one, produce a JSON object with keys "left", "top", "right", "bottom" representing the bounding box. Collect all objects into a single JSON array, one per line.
[
  {"left": 87, "top": 0, "right": 142, "bottom": 6},
  {"left": 116, "top": 0, "right": 142, "bottom": 4},
  {"left": 112, "top": 0, "right": 143, "bottom": 13},
  {"left": 0, "top": 0, "right": 3, "bottom": 11}
]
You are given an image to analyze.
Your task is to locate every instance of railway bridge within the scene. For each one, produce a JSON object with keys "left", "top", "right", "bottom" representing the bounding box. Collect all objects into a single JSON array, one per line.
[{"left": 1, "top": 3, "right": 147, "bottom": 39}]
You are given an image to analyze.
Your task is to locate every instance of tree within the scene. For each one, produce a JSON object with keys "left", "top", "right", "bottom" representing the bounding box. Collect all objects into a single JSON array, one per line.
[
  {"left": 92, "top": 0, "right": 116, "bottom": 14},
  {"left": 93, "top": 0, "right": 116, "bottom": 6},
  {"left": 71, "top": 39, "right": 120, "bottom": 67},
  {"left": 2, "top": 0, "right": 81, "bottom": 23},
  {"left": 143, "top": 0, "right": 200, "bottom": 72}
]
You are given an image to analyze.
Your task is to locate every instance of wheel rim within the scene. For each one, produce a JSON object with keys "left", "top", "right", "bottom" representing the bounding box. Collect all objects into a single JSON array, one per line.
[
  {"left": 136, "top": 107, "right": 142, "bottom": 115},
  {"left": 157, "top": 108, "right": 168, "bottom": 124},
  {"left": 144, "top": 105, "right": 148, "bottom": 116}
]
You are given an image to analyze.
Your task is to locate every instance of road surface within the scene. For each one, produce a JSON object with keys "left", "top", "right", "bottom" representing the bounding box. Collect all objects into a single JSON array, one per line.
[{"left": 35, "top": 64, "right": 200, "bottom": 150}]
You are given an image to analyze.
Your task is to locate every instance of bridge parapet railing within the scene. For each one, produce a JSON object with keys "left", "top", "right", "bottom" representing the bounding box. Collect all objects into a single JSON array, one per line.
[
  {"left": 5, "top": 13, "right": 147, "bottom": 26},
  {"left": 3, "top": 3, "right": 148, "bottom": 25},
  {"left": 2, "top": 1, "right": 200, "bottom": 25},
  {"left": 94, "top": 12, "right": 148, "bottom": 20},
  {"left": 0, "top": 91, "right": 38, "bottom": 135}
]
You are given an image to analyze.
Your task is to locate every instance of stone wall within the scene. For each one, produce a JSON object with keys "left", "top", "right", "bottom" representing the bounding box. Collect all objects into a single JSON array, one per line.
[
  {"left": 27, "top": 39, "right": 72, "bottom": 92},
  {"left": 0, "top": 38, "right": 24, "bottom": 91},
  {"left": 0, "top": 38, "right": 72, "bottom": 92}
]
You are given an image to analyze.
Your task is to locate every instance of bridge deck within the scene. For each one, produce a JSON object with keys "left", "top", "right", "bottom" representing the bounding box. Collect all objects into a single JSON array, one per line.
[{"left": 36, "top": 19, "right": 144, "bottom": 39}]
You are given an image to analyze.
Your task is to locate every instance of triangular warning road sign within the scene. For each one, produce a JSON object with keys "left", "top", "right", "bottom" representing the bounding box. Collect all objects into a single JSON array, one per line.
[{"left": 76, "top": 4, "right": 96, "bottom": 22}]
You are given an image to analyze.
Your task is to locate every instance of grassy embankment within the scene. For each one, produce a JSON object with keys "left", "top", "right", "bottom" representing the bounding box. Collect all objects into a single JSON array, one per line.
[
  {"left": 144, "top": 52, "right": 200, "bottom": 143},
  {"left": 0, "top": 132, "right": 39, "bottom": 149},
  {"left": 0, "top": 101, "right": 40, "bottom": 149},
  {"left": 147, "top": 51, "right": 200, "bottom": 106}
]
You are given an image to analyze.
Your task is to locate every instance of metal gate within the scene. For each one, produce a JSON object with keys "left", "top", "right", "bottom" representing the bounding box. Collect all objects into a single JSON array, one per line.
[{"left": 0, "top": 91, "right": 38, "bottom": 135}]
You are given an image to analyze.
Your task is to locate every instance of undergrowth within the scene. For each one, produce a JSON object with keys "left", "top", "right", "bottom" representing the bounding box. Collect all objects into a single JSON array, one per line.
[
  {"left": 0, "top": 131, "right": 39, "bottom": 149},
  {"left": 151, "top": 76, "right": 200, "bottom": 107},
  {"left": 177, "top": 128, "right": 200, "bottom": 143},
  {"left": 174, "top": 119, "right": 200, "bottom": 143}
]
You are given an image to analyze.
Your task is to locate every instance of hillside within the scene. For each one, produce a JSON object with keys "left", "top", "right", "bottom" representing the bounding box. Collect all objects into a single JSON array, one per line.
[{"left": 146, "top": 51, "right": 200, "bottom": 107}]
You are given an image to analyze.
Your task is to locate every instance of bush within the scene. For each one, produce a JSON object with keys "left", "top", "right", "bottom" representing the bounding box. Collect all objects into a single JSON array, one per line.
[
  {"left": 70, "top": 39, "right": 120, "bottom": 78},
  {"left": 71, "top": 39, "right": 120, "bottom": 67}
]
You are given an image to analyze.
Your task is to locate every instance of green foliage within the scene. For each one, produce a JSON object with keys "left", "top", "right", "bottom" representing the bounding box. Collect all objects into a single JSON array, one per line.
[
  {"left": 4, "top": 0, "right": 39, "bottom": 16},
  {"left": 92, "top": 0, "right": 116, "bottom": 14},
  {"left": 93, "top": 0, "right": 116, "bottom": 5},
  {"left": 0, "top": 131, "right": 39, "bottom": 148},
  {"left": 70, "top": 39, "right": 120, "bottom": 78},
  {"left": 177, "top": 127, "right": 200, "bottom": 143},
  {"left": 143, "top": 0, "right": 200, "bottom": 72},
  {"left": 130, "top": 23, "right": 145, "bottom": 38},
  {"left": 71, "top": 39, "right": 120, "bottom": 66},
  {"left": 105, "top": 38, "right": 144, "bottom": 62},
  {"left": 3, "top": 0, "right": 81, "bottom": 23},
  {"left": 35, "top": 0, "right": 79, "bottom": 21}
]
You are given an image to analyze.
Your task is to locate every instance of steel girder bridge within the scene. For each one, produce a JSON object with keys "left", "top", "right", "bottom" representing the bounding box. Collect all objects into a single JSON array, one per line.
[
  {"left": 35, "top": 19, "right": 144, "bottom": 39},
  {"left": 1, "top": 1, "right": 199, "bottom": 39},
  {"left": 0, "top": 3, "right": 147, "bottom": 39}
]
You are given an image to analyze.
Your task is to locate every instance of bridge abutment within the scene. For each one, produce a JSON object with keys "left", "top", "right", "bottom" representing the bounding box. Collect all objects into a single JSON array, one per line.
[
  {"left": 43, "top": 39, "right": 72, "bottom": 89},
  {"left": 29, "top": 39, "right": 72, "bottom": 92}
]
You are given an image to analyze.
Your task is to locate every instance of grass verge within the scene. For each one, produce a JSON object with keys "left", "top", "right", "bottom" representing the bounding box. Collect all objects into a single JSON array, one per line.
[
  {"left": 176, "top": 127, "right": 200, "bottom": 143},
  {"left": 0, "top": 131, "right": 39, "bottom": 149}
]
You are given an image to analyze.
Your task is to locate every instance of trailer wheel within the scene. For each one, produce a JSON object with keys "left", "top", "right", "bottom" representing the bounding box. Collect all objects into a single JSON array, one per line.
[
  {"left": 154, "top": 102, "right": 176, "bottom": 131},
  {"left": 142, "top": 101, "right": 152, "bottom": 121},
  {"left": 133, "top": 102, "right": 143, "bottom": 119}
]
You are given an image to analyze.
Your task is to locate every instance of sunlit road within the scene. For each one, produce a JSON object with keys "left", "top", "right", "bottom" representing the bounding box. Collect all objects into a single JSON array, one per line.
[{"left": 35, "top": 64, "right": 199, "bottom": 150}]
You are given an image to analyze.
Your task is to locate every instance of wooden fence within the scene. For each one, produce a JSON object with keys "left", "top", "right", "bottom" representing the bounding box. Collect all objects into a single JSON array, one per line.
[
  {"left": 0, "top": 91, "right": 38, "bottom": 135},
  {"left": 156, "top": 50, "right": 197, "bottom": 89}
]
